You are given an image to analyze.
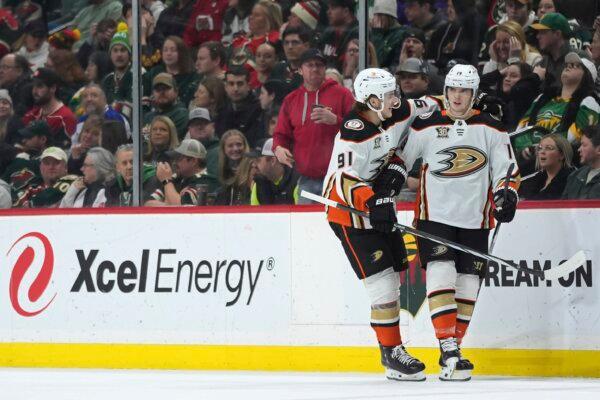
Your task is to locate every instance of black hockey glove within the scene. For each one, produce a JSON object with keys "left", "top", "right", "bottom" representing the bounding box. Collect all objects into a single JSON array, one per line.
[
  {"left": 373, "top": 157, "right": 408, "bottom": 197},
  {"left": 473, "top": 92, "right": 505, "bottom": 121},
  {"left": 366, "top": 194, "right": 397, "bottom": 233},
  {"left": 493, "top": 188, "right": 518, "bottom": 223}
]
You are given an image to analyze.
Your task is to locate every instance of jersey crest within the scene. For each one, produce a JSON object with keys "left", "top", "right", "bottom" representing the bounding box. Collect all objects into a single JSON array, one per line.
[
  {"left": 344, "top": 119, "right": 364, "bottom": 131},
  {"left": 431, "top": 146, "right": 488, "bottom": 178}
]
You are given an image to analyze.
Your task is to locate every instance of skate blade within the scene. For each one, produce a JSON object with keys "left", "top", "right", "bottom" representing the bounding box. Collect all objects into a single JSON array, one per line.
[
  {"left": 385, "top": 368, "right": 426, "bottom": 382},
  {"left": 439, "top": 366, "right": 472, "bottom": 381}
]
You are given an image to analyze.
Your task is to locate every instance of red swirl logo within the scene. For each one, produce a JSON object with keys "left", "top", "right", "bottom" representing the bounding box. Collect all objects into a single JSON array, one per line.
[{"left": 7, "top": 232, "right": 56, "bottom": 317}]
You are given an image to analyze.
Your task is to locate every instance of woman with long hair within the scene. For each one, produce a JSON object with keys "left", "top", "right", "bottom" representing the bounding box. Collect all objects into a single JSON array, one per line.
[
  {"left": 519, "top": 133, "right": 574, "bottom": 200},
  {"left": 144, "top": 115, "right": 180, "bottom": 165},
  {"left": 59, "top": 147, "right": 116, "bottom": 208},
  {"left": 482, "top": 20, "right": 542, "bottom": 74},
  {"left": 85, "top": 51, "right": 114, "bottom": 84},
  {"left": 144, "top": 35, "right": 199, "bottom": 107},
  {"left": 480, "top": 61, "right": 541, "bottom": 130},
  {"left": 218, "top": 129, "right": 250, "bottom": 186},
  {"left": 190, "top": 76, "right": 227, "bottom": 120},
  {"left": 214, "top": 155, "right": 258, "bottom": 205},
  {"left": 231, "top": 0, "right": 282, "bottom": 55},
  {"left": 516, "top": 52, "right": 600, "bottom": 167}
]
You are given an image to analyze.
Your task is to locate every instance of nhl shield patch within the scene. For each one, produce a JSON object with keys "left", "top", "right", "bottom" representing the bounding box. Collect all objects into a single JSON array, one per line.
[{"left": 344, "top": 119, "right": 364, "bottom": 131}]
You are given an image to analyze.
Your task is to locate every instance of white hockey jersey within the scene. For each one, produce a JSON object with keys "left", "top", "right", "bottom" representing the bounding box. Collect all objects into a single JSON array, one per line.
[
  {"left": 401, "top": 110, "right": 521, "bottom": 230},
  {"left": 323, "top": 98, "right": 438, "bottom": 229}
]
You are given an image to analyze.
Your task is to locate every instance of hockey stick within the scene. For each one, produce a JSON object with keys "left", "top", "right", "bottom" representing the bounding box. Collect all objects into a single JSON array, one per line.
[
  {"left": 489, "top": 163, "right": 514, "bottom": 253},
  {"left": 302, "top": 191, "right": 586, "bottom": 281}
]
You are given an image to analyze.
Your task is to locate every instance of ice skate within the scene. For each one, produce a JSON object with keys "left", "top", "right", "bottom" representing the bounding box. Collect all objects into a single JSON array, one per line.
[
  {"left": 379, "top": 344, "right": 426, "bottom": 381},
  {"left": 438, "top": 337, "right": 472, "bottom": 381}
]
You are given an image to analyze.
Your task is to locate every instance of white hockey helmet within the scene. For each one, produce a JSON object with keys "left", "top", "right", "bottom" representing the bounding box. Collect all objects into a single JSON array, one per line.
[
  {"left": 353, "top": 68, "right": 399, "bottom": 120},
  {"left": 443, "top": 64, "right": 480, "bottom": 114}
]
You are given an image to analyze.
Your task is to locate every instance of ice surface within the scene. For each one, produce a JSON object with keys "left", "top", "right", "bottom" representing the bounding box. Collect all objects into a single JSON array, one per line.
[{"left": 1, "top": 368, "right": 599, "bottom": 400}]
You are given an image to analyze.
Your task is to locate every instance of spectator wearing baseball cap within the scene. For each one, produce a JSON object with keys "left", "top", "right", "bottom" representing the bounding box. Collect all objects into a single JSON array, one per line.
[
  {"left": 16, "top": 146, "right": 78, "bottom": 208},
  {"left": 22, "top": 68, "right": 77, "bottom": 147},
  {"left": 399, "top": 27, "right": 444, "bottom": 93},
  {"left": 144, "top": 72, "right": 189, "bottom": 140},
  {"left": 251, "top": 138, "right": 299, "bottom": 205},
  {"left": 149, "top": 138, "right": 220, "bottom": 206},
  {"left": 186, "top": 107, "right": 219, "bottom": 178},
  {"left": 15, "top": 19, "right": 49, "bottom": 73},
  {"left": 531, "top": 12, "right": 573, "bottom": 89},
  {"left": 272, "top": 47, "right": 354, "bottom": 203},
  {"left": 320, "top": 0, "right": 358, "bottom": 70},
  {"left": 370, "top": 0, "right": 406, "bottom": 71},
  {"left": 404, "top": 0, "right": 446, "bottom": 43},
  {"left": 396, "top": 58, "right": 432, "bottom": 99},
  {"left": 18, "top": 120, "right": 53, "bottom": 157}
]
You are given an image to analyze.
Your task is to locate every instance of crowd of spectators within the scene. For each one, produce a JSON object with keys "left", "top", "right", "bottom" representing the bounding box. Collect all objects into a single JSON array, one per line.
[{"left": 1, "top": 0, "right": 600, "bottom": 209}]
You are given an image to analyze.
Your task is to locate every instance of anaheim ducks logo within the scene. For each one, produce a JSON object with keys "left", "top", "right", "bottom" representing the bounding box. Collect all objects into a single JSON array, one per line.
[
  {"left": 432, "top": 146, "right": 488, "bottom": 178},
  {"left": 371, "top": 250, "right": 384, "bottom": 263}
]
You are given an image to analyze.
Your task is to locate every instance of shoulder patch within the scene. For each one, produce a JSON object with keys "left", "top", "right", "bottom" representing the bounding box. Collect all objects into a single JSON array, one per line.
[{"left": 344, "top": 119, "right": 364, "bottom": 131}]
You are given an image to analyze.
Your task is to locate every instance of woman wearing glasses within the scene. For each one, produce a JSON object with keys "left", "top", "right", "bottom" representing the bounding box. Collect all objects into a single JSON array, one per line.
[
  {"left": 60, "top": 147, "right": 116, "bottom": 208},
  {"left": 519, "top": 134, "right": 574, "bottom": 200}
]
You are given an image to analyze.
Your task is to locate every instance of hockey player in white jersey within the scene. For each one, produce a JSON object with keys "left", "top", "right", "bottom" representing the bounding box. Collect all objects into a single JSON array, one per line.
[
  {"left": 323, "top": 68, "right": 436, "bottom": 381},
  {"left": 401, "top": 64, "right": 521, "bottom": 381}
]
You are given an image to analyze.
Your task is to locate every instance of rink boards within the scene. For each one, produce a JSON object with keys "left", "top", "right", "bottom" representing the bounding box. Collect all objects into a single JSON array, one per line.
[{"left": 0, "top": 202, "right": 599, "bottom": 377}]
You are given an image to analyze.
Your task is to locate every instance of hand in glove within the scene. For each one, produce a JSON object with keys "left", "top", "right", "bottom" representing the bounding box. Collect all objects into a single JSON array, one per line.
[
  {"left": 372, "top": 156, "right": 408, "bottom": 197},
  {"left": 493, "top": 188, "right": 518, "bottom": 223},
  {"left": 473, "top": 91, "right": 505, "bottom": 121},
  {"left": 366, "top": 194, "right": 397, "bottom": 233}
]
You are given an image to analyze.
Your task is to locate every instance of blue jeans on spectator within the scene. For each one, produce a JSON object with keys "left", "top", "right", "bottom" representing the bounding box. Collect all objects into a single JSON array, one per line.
[{"left": 297, "top": 175, "right": 324, "bottom": 205}]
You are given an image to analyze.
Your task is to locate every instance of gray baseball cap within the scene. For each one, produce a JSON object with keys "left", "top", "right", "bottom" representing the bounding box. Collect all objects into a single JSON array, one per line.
[
  {"left": 397, "top": 58, "right": 429, "bottom": 75},
  {"left": 168, "top": 139, "right": 207, "bottom": 159},
  {"left": 188, "top": 107, "right": 211, "bottom": 123}
]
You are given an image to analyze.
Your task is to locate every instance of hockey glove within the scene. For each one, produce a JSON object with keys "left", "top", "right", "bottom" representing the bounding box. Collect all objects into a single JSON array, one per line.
[
  {"left": 366, "top": 194, "right": 397, "bottom": 233},
  {"left": 493, "top": 188, "right": 518, "bottom": 223},
  {"left": 473, "top": 92, "right": 505, "bottom": 121},
  {"left": 373, "top": 157, "right": 408, "bottom": 197}
]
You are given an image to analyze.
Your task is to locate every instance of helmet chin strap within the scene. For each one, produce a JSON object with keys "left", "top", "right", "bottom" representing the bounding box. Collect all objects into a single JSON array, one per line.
[
  {"left": 367, "top": 95, "right": 399, "bottom": 122},
  {"left": 367, "top": 99, "right": 386, "bottom": 122}
]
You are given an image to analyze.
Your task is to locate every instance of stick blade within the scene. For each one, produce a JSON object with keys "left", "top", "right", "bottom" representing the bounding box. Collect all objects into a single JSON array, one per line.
[{"left": 544, "top": 250, "right": 587, "bottom": 281}]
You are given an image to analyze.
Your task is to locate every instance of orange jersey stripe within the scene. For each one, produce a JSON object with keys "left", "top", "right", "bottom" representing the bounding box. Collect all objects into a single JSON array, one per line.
[
  {"left": 371, "top": 324, "right": 401, "bottom": 347},
  {"left": 341, "top": 225, "right": 367, "bottom": 279}
]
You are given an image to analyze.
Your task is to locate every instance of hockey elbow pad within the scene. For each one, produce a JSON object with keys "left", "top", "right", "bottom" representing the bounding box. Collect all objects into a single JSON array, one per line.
[
  {"left": 373, "top": 157, "right": 408, "bottom": 197},
  {"left": 493, "top": 187, "right": 518, "bottom": 223}
]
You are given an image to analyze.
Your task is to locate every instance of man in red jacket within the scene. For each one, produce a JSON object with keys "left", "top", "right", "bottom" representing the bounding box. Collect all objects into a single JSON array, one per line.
[{"left": 273, "top": 48, "right": 354, "bottom": 204}]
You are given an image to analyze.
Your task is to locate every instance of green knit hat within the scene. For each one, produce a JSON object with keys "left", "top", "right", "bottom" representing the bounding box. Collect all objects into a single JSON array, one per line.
[{"left": 110, "top": 23, "right": 131, "bottom": 54}]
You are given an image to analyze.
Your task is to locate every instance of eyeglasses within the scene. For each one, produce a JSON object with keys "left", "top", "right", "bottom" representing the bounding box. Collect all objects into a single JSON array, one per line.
[
  {"left": 82, "top": 163, "right": 95, "bottom": 168},
  {"left": 283, "top": 40, "right": 302, "bottom": 46},
  {"left": 537, "top": 145, "right": 557, "bottom": 152},
  {"left": 0, "top": 65, "right": 17, "bottom": 70}
]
